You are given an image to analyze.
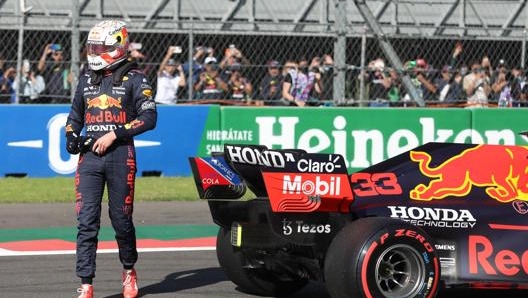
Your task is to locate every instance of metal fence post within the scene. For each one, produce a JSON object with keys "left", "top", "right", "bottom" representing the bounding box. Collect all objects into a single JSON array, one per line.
[
  {"left": 70, "top": 0, "right": 80, "bottom": 100},
  {"left": 333, "top": 0, "right": 347, "bottom": 105},
  {"left": 359, "top": 26, "right": 367, "bottom": 106},
  {"left": 15, "top": 0, "right": 24, "bottom": 104}
]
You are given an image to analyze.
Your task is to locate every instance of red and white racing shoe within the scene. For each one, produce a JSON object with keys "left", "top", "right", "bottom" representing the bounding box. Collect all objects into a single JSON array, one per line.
[
  {"left": 122, "top": 268, "right": 138, "bottom": 298},
  {"left": 76, "top": 284, "right": 93, "bottom": 298}
]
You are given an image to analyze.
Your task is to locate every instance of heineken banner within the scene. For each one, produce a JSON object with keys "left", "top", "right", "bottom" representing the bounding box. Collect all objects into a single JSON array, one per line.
[
  {"left": 1, "top": 105, "right": 527, "bottom": 177},
  {"left": 202, "top": 107, "right": 528, "bottom": 173}
]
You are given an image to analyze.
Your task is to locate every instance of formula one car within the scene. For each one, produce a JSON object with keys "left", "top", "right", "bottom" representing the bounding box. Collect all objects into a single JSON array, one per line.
[{"left": 188, "top": 142, "right": 528, "bottom": 298}]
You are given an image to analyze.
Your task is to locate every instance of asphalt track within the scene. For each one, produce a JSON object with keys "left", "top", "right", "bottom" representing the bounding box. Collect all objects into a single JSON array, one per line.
[{"left": 0, "top": 201, "right": 526, "bottom": 298}]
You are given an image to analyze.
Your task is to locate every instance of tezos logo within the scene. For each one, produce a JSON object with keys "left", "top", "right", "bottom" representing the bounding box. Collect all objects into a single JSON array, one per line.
[{"left": 282, "top": 219, "right": 331, "bottom": 236}]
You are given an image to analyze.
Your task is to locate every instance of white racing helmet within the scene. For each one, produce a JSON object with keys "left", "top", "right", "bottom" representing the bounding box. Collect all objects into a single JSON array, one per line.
[{"left": 86, "top": 20, "right": 129, "bottom": 71}]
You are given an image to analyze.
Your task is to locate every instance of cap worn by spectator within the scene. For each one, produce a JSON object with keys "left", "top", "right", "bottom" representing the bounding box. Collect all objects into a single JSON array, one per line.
[
  {"left": 267, "top": 60, "right": 280, "bottom": 68},
  {"left": 441, "top": 65, "right": 452, "bottom": 73},
  {"left": 416, "top": 58, "right": 427, "bottom": 68},
  {"left": 205, "top": 57, "right": 217, "bottom": 64}
]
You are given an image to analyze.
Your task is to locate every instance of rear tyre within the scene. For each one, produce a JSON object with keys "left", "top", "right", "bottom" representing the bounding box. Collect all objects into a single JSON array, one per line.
[
  {"left": 324, "top": 217, "right": 440, "bottom": 298},
  {"left": 216, "top": 227, "right": 309, "bottom": 296}
]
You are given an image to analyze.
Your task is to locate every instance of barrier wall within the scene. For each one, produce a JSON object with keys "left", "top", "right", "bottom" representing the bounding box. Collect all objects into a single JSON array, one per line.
[{"left": 1, "top": 105, "right": 527, "bottom": 177}]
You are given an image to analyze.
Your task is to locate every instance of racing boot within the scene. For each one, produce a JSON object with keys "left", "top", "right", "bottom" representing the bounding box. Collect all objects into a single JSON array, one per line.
[
  {"left": 76, "top": 284, "right": 93, "bottom": 298},
  {"left": 122, "top": 268, "right": 138, "bottom": 298}
]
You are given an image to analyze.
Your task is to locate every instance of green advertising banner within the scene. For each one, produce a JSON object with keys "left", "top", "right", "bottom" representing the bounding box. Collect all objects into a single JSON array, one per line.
[
  {"left": 471, "top": 108, "right": 528, "bottom": 145},
  {"left": 196, "top": 107, "right": 528, "bottom": 173}
]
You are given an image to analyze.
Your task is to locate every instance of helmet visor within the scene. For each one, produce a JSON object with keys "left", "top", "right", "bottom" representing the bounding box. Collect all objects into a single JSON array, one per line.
[{"left": 87, "top": 43, "right": 117, "bottom": 56}]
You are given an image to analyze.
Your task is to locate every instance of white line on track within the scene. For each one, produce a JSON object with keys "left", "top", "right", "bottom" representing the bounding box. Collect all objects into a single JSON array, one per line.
[{"left": 0, "top": 246, "right": 216, "bottom": 257}]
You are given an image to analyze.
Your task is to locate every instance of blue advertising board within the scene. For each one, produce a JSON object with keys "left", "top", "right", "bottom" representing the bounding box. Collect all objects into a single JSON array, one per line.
[{"left": 0, "top": 105, "right": 214, "bottom": 177}]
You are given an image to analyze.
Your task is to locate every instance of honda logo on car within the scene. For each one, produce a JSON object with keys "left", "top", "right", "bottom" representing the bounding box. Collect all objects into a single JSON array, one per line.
[
  {"left": 225, "top": 145, "right": 294, "bottom": 168},
  {"left": 388, "top": 206, "right": 476, "bottom": 228},
  {"left": 283, "top": 174, "right": 341, "bottom": 196}
]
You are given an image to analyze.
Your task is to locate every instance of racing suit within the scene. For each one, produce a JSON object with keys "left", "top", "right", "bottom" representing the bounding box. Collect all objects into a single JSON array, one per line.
[{"left": 65, "top": 60, "right": 157, "bottom": 280}]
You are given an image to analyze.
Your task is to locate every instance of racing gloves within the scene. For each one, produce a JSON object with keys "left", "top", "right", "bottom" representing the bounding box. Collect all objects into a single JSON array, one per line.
[
  {"left": 66, "top": 132, "right": 96, "bottom": 155},
  {"left": 66, "top": 132, "right": 81, "bottom": 155}
]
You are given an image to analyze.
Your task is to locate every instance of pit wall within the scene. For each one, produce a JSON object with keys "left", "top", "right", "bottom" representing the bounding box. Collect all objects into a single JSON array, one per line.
[{"left": 1, "top": 105, "right": 526, "bottom": 177}]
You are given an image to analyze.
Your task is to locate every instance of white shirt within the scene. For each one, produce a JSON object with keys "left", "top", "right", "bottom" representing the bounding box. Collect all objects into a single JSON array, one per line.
[
  {"left": 154, "top": 70, "right": 183, "bottom": 104},
  {"left": 13, "top": 74, "right": 46, "bottom": 100}
]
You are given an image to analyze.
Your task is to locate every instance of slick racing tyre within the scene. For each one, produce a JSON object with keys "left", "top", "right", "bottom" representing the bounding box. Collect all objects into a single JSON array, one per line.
[
  {"left": 324, "top": 217, "right": 440, "bottom": 298},
  {"left": 216, "top": 227, "right": 308, "bottom": 296}
]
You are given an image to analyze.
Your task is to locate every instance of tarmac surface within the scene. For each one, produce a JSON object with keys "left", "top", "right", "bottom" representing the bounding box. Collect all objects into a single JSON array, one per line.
[
  {"left": 0, "top": 201, "right": 526, "bottom": 298},
  {"left": 0, "top": 201, "right": 214, "bottom": 229}
]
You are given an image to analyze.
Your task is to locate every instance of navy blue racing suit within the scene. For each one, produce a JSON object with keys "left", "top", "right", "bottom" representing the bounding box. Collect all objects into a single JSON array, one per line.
[{"left": 65, "top": 60, "right": 157, "bottom": 280}]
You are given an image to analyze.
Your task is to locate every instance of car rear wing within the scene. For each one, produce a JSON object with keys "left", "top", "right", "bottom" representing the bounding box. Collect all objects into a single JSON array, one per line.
[{"left": 188, "top": 153, "right": 247, "bottom": 200}]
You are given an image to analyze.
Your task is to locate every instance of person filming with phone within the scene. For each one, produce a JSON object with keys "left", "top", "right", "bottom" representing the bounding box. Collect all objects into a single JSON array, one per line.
[
  {"left": 13, "top": 59, "right": 46, "bottom": 104},
  {"left": 154, "top": 45, "right": 186, "bottom": 104},
  {"left": 38, "top": 43, "right": 71, "bottom": 103}
]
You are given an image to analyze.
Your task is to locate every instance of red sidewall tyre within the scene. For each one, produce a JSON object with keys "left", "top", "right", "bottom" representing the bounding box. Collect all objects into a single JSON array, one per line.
[{"left": 324, "top": 217, "right": 440, "bottom": 298}]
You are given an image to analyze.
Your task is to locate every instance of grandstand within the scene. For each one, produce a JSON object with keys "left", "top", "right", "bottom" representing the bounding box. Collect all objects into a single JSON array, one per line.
[{"left": 0, "top": 0, "right": 526, "bottom": 37}]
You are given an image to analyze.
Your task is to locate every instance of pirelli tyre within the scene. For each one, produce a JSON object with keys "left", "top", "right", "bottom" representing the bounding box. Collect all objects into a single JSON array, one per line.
[
  {"left": 324, "top": 217, "right": 440, "bottom": 298},
  {"left": 216, "top": 227, "right": 309, "bottom": 296}
]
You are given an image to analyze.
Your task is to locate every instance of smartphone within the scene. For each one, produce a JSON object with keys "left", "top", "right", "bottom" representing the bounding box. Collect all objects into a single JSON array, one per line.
[
  {"left": 50, "top": 44, "right": 62, "bottom": 51},
  {"left": 22, "top": 59, "right": 30, "bottom": 73},
  {"left": 229, "top": 44, "right": 236, "bottom": 49},
  {"left": 129, "top": 42, "right": 142, "bottom": 50},
  {"left": 173, "top": 46, "right": 182, "bottom": 54}
]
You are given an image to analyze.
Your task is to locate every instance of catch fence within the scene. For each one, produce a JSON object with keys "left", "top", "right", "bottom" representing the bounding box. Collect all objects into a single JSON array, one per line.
[{"left": 0, "top": 0, "right": 527, "bottom": 107}]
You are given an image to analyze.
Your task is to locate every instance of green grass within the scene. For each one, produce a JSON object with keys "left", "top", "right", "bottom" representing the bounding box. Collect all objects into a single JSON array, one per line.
[{"left": 0, "top": 176, "right": 204, "bottom": 203}]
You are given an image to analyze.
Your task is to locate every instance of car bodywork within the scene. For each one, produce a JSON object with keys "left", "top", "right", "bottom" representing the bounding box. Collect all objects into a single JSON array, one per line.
[{"left": 188, "top": 142, "right": 528, "bottom": 298}]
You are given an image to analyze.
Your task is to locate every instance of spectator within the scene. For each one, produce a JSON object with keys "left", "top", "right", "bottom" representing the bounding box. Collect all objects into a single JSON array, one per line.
[
  {"left": 463, "top": 60, "right": 482, "bottom": 93},
  {"left": 154, "top": 46, "right": 186, "bottom": 105},
  {"left": 13, "top": 59, "right": 46, "bottom": 104},
  {"left": 225, "top": 63, "right": 253, "bottom": 102},
  {"left": 281, "top": 59, "right": 306, "bottom": 107},
  {"left": 219, "top": 44, "right": 251, "bottom": 74},
  {"left": 387, "top": 69, "right": 403, "bottom": 106},
  {"left": 257, "top": 60, "right": 283, "bottom": 106},
  {"left": 38, "top": 43, "right": 71, "bottom": 103},
  {"left": 182, "top": 46, "right": 213, "bottom": 97},
  {"left": 305, "top": 56, "right": 323, "bottom": 105},
  {"left": 464, "top": 62, "right": 491, "bottom": 107},
  {"left": 319, "top": 54, "right": 334, "bottom": 102},
  {"left": 78, "top": 47, "right": 90, "bottom": 78},
  {"left": 414, "top": 58, "right": 437, "bottom": 102},
  {"left": 446, "top": 42, "right": 463, "bottom": 70},
  {"left": 126, "top": 42, "right": 149, "bottom": 73},
  {"left": 490, "top": 59, "right": 509, "bottom": 103},
  {"left": 434, "top": 65, "right": 463, "bottom": 104},
  {"left": 281, "top": 57, "right": 320, "bottom": 107},
  {"left": 366, "top": 58, "right": 391, "bottom": 106},
  {"left": 510, "top": 65, "right": 525, "bottom": 106},
  {"left": 0, "top": 54, "right": 15, "bottom": 103},
  {"left": 194, "top": 57, "right": 228, "bottom": 100}
]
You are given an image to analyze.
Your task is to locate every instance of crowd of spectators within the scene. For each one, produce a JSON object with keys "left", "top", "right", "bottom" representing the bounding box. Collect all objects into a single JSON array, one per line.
[
  {"left": 363, "top": 43, "right": 528, "bottom": 107},
  {"left": 1, "top": 41, "right": 528, "bottom": 107}
]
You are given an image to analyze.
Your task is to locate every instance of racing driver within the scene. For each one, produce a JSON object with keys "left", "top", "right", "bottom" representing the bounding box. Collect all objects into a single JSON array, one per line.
[{"left": 64, "top": 20, "right": 157, "bottom": 298}]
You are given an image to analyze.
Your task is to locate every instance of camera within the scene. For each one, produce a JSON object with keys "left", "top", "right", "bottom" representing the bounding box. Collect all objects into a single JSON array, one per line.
[{"left": 173, "top": 46, "right": 182, "bottom": 54}]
